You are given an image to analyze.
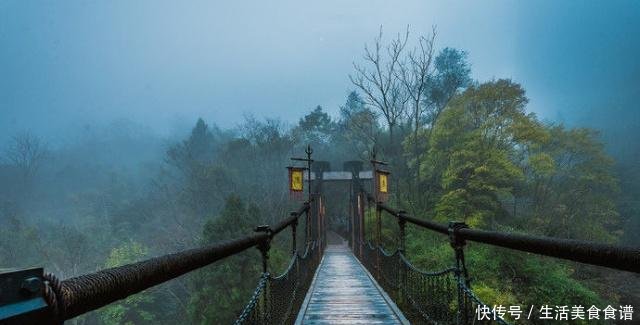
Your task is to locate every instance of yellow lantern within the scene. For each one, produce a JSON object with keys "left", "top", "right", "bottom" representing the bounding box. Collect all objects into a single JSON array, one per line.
[
  {"left": 375, "top": 169, "right": 390, "bottom": 202},
  {"left": 378, "top": 172, "right": 388, "bottom": 194},
  {"left": 288, "top": 166, "right": 305, "bottom": 200}
]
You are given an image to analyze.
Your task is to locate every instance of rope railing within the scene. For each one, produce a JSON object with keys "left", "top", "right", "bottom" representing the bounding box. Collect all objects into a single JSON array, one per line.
[
  {"left": 370, "top": 195, "right": 640, "bottom": 274},
  {"left": 270, "top": 202, "right": 311, "bottom": 235},
  {"left": 355, "top": 189, "right": 640, "bottom": 324},
  {"left": 457, "top": 277, "right": 509, "bottom": 325},
  {"left": 1, "top": 201, "right": 315, "bottom": 324},
  {"left": 234, "top": 274, "right": 268, "bottom": 324},
  {"left": 359, "top": 239, "right": 514, "bottom": 324},
  {"left": 49, "top": 234, "right": 269, "bottom": 321},
  {"left": 235, "top": 240, "right": 320, "bottom": 325},
  {"left": 5, "top": 170, "right": 637, "bottom": 325},
  {"left": 232, "top": 195, "right": 324, "bottom": 325}
]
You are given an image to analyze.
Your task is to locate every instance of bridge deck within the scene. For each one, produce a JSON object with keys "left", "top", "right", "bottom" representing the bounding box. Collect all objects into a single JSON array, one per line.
[{"left": 296, "top": 243, "right": 407, "bottom": 324}]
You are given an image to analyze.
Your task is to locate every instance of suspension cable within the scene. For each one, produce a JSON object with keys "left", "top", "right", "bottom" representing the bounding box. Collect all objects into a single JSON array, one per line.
[{"left": 366, "top": 192, "right": 640, "bottom": 273}]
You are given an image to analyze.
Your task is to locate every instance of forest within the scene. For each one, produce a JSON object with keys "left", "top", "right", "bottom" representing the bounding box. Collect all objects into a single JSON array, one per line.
[{"left": 1, "top": 28, "right": 638, "bottom": 324}]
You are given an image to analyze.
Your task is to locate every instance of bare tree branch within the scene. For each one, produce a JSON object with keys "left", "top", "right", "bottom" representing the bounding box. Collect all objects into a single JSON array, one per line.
[
  {"left": 397, "top": 25, "right": 437, "bottom": 132},
  {"left": 4, "top": 131, "right": 48, "bottom": 180},
  {"left": 349, "top": 26, "right": 410, "bottom": 144}
]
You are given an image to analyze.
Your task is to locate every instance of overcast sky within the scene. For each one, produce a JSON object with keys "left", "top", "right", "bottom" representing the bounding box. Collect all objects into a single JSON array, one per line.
[{"left": 1, "top": 1, "right": 638, "bottom": 145}]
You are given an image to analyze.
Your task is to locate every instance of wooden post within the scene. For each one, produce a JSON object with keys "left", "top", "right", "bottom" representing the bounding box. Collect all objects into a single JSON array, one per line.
[
  {"left": 318, "top": 196, "right": 322, "bottom": 248},
  {"left": 359, "top": 192, "right": 365, "bottom": 258},
  {"left": 291, "top": 214, "right": 297, "bottom": 255},
  {"left": 376, "top": 204, "right": 382, "bottom": 279}
]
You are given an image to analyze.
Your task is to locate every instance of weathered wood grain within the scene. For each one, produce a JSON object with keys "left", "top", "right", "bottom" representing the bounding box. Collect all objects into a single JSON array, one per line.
[{"left": 296, "top": 244, "right": 407, "bottom": 324}]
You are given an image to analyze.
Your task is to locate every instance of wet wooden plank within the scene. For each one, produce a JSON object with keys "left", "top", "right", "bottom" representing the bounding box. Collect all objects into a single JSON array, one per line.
[{"left": 296, "top": 244, "right": 407, "bottom": 324}]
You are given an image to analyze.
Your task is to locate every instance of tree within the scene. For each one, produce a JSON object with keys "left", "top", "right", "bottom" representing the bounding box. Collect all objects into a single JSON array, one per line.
[
  {"left": 398, "top": 27, "right": 437, "bottom": 136},
  {"left": 4, "top": 131, "right": 48, "bottom": 181},
  {"left": 427, "top": 47, "right": 472, "bottom": 123},
  {"left": 188, "top": 195, "right": 264, "bottom": 324},
  {"left": 338, "top": 91, "right": 380, "bottom": 159},
  {"left": 99, "top": 241, "right": 158, "bottom": 325},
  {"left": 429, "top": 80, "right": 534, "bottom": 226},
  {"left": 293, "top": 106, "right": 335, "bottom": 147},
  {"left": 350, "top": 27, "right": 409, "bottom": 148},
  {"left": 527, "top": 126, "right": 619, "bottom": 241},
  {"left": 397, "top": 27, "right": 437, "bottom": 180},
  {"left": 400, "top": 47, "right": 472, "bottom": 208},
  {"left": 166, "top": 118, "right": 218, "bottom": 173},
  {"left": 165, "top": 118, "right": 233, "bottom": 223},
  {"left": 423, "top": 78, "right": 620, "bottom": 242}
]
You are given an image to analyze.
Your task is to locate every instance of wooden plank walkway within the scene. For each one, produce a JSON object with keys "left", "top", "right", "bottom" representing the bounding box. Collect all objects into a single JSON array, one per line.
[{"left": 295, "top": 243, "right": 408, "bottom": 324}]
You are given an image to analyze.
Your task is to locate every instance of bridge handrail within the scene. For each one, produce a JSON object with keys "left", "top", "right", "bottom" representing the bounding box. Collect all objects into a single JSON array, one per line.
[
  {"left": 270, "top": 202, "right": 310, "bottom": 235},
  {"left": 369, "top": 196, "right": 640, "bottom": 274},
  {"left": 49, "top": 234, "right": 267, "bottom": 321},
  {"left": 397, "top": 252, "right": 456, "bottom": 276},
  {"left": 38, "top": 202, "right": 312, "bottom": 322},
  {"left": 271, "top": 240, "right": 315, "bottom": 281}
]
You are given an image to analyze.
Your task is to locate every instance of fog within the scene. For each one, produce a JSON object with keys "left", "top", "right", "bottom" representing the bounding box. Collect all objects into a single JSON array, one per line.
[
  {"left": 2, "top": 1, "right": 638, "bottom": 143},
  {"left": 1, "top": 1, "right": 639, "bottom": 324}
]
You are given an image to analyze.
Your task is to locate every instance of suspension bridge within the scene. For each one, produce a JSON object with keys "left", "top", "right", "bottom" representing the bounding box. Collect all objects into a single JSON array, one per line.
[{"left": 1, "top": 151, "right": 639, "bottom": 325}]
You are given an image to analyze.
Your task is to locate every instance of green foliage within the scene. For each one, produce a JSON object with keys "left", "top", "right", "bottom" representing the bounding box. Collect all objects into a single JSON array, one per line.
[
  {"left": 429, "top": 47, "right": 472, "bottom": 112},
  {"left": 294, "top": 105, "right": 335, "bottom": 146},
  {"left": 526, "top": 126, "right": 619, "bottom": 241},
  {"left": 404, "top": 78, "right": 622, "bottom": 315},
  {"left": 418, "top": 78, "right": 619, "bottom": 240},
  {"left": 429, "top": 80, "right": 531, "bottom": 226},
  {"left": 98, "top": 241, "right": 157, "bottom": 325},
  {"left": 1, "top": 54, "right": 629, "bottom": 324},
  {"left": 166, "top": 119, "right": 234, "bottom": 217},
  {"left": 104, "top": 241, "right": 148, "bottom": 268},
  {"left": 528, "top": 152, "right": 555, "bottom": 177},
  {"left": 167, "top": 118, "right": 220, "bottom": 169},
  {"left": 337, "top": 92, "right": 380, "bottom": 160},
  {"left": 187, "top": 195, "right": 265, "bottom": 324}
]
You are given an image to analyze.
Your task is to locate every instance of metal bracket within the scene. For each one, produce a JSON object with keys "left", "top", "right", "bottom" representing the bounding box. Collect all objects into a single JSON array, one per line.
[
  {"left": 448, "top": 221, "right": 471, "bottom": 287},
  {"left": 254, "top": 224, "right": 272, "bottom": 237},
  {"left": 0, "top": 268, "right": 49, "bottom": 324},
  {"left": 448, "top": 221, "right": 468, "bottom": 249},
  {"left": 254, "top": 225, "right": 272, "bottom": 273}
]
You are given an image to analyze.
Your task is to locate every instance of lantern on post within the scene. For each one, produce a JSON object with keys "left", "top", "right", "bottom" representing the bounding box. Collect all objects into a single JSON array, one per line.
[
  {"left": 374, "top": 169, "right": 390, "bottom": 203},
  {"left": 370, "top": 147, "right": 390, "bottom": 203},
  {"left": 287, "top": 166, "right": 306, "bottom": 200},
  {"left": 289, "top": 145, "right": 314, "bottom": 245}
]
